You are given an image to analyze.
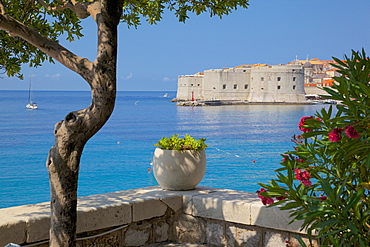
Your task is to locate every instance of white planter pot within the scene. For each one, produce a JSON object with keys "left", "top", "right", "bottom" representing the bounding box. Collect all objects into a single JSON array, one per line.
[{"left": 152, "top": 148, "right": 206, "bottom": 190}]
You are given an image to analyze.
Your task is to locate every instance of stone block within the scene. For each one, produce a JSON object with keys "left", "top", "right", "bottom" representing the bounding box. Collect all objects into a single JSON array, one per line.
[
  {"left": 236, "top": 226, "right": 261, "bottom": 247},
  {"left": 152, "top": 218, "right": 169, "bottom": 242},
  {"left": 78, "top": 230, "right": 121, "bottom": 247},
  {"left": 159, "top": 196, "right": 183, "bottom": 213},
  {"left": 124, "top": 222, "right": 152, "bottom": 246},
  {"left": 225, "top": 225, "right": 237, "bottom": 246},
  {"left": 251, "top": 202, "right": 305, "bottom": 233},
  {"left": 180, "top": 187, "right": 218, "bottom": 215},
  {"left": 182, "top": 194, "right": 194, "bottom": 215},
  {"left": 77, "top": 204, "right": 131, "bottom": 233},
  {"left": 225, "top": 224, "right": 262, "bottom": 247},
  {"left": 0, "top": 214, "right": 26, "bottom": 246},
  {"left": 264, "top": 231, "right": 289, "bottom": 247},
  {"left": 132, "top": 198, "right": 167, "bottom": 222},
  {"left": 0, "top": 202, "right": 50, "bottom": 244},
  {"left": 289, "top": 234, "right": 319, "bottom": 247},
  {"left": 205, "top": 221, "right": 226, "bottom": 246},
  {"left": 173, "top": 214, "right": 206, "bottom": 243},
  {"left": 191, "top": 190, "right": 259, "bottom": 225},
  {"left": 26, "top": 215, "right": 50, "bottom": 243}
]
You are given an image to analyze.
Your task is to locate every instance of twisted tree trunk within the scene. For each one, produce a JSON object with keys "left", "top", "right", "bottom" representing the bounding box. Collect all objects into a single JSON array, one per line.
[
  {"left": 46, "top": 80, "right": 116, "bottom": 246},
  {"left": 45, "top": 1, "right": 123, "bottom": 245}
]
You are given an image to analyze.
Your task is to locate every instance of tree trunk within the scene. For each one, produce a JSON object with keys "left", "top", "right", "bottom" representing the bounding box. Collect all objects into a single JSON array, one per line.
[
  {"left": 46, "top": 1, "right": 122, "bottom": 245},
  {"left": 46, "top": 85, "right": 116, "bottom": 246}
]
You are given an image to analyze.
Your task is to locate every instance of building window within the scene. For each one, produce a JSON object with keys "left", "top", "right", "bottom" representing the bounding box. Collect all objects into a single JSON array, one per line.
[
  {"left": 277, "top": 85, "right": 281, "bottom": 90},
  {"left": 261, "top": 88, "right": 264, "bottom": 90},
  {"left": 293, "top": 85, "right": 296, "bottom": 90},
  {"left": 244, "top": 84, "right": 249, "bottom": 89},
  {"left": 234, "top": 84, "right": 237, "bottom": 89},
  {"left": 277, "top": 77, "right": 281, "bottom": 81},
  {"left": 213, "top": 87, "right": 216, "bottom": 90},
  {"left": 261, "top": 77, "right": 264, "bottom": 81},
  {"left": 198, "top": 84, "right": 200, "bottom": 86},
  {"left": 223, "top": 84, "right": 227, "bottom": 89},
  {"left": 293, "top": 77, "right": 296, "bottom": 81},
  {"left": 243, "top": 70, "right": 246, "bottom": 72},
  {"left": 190, "top": 84, "right": 193, "bottom": 86}
]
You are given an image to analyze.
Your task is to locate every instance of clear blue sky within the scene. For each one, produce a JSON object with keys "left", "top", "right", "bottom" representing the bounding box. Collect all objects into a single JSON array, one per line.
[{"left": 1, "top": 0, "right": 369, "bottom": 91}]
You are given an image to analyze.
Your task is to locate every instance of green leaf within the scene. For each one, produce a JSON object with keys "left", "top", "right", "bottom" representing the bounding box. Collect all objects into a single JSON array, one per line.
[
  {"left": 294, "top": 236, "right": 308, "bottom": 247},
  {"left": 280, "top": 201, "right": 300, "bottom": 210},
  {"left": 343, "top": 188, "right": 364, "bottom": 214},
  {"left": 315, "top": 218, "right": 342, "bottom": 229}
]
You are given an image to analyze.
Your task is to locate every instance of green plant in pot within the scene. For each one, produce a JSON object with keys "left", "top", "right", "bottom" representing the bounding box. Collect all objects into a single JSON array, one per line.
[{"left": 152, "top": 134, "right": 207, "bottom": 190}]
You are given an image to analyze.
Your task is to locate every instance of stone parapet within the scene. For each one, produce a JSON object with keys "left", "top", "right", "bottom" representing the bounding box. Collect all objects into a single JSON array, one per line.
[{"left": 0, "top": 187, "right": 316, "bottom": 247}]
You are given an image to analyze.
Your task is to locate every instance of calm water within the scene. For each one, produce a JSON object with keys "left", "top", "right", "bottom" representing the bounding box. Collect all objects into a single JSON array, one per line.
[{"left": 0, "top": 90, "right": 329, "bottom": 208}]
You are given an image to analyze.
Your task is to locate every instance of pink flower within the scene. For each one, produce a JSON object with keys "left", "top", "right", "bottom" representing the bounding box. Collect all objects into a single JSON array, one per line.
[
  {"left": 301, "top": 179, "right": 312, "bottom": 187},
  {"left": 318, "top": 196, "right": 327, "bottom": 202},
  {"left": 328, "top": 128, "right": 343, "bottom": 142},
  {"left": 256, "top": 188, "right": 274, "bottom": 205},
  {"left": 301, "top": 170, "right": 310, "bottom": 179},
  {"left": 294, "top": 169, "right": 312, "bottom": 187},
  {"left": 298, "top": 116, "right": 313, "bottom": 133},
  {"left": 298, "top": 116, "right": 321, "bottom": 133},
  {"left": 262, "top": 197, "right": 274, "bottom": 205},
  {"left": 345, "top": 125, "right": 360, "bottom": 138},
  {"left": 294, "top": 157, "right": 305, "bottom": 163},
  {"left": 257, "top": 188, "right": 267, "bottom": 194},
  {"left": 276, "top": 196, "right": 287, "bottom": 201}
]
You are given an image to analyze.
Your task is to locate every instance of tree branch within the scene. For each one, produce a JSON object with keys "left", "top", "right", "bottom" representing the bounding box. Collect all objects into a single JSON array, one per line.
[
  {"left": 37, "top": 0, "right": 93, "bottom": 19},
  {"left": 0, "top": 13, "right": 93, "bottom": 83},
  {"left": 0, "top": 0, "right": 6, "bottom": 15}
]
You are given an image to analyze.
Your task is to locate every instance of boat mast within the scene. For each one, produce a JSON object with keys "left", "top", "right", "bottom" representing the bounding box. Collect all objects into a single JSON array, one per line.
[{"left": 28, "top": 74, "right": 32, "bottom": 103}]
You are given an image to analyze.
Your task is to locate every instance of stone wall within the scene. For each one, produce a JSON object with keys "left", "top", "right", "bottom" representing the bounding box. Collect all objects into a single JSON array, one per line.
[
  {"left": 176, "top": 65, "right": 307, "bottom": 103},
  {"left": 177, "top": 75, "right": 204, "bottom": 100},
  {"left": 0, "top": 187, "right": 317, "bottom": 247}
]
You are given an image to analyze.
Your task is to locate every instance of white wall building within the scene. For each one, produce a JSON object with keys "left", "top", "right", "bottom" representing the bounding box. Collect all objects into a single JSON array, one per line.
[{"left": 176, "top": 64, "right": 306, "bottom": 103}]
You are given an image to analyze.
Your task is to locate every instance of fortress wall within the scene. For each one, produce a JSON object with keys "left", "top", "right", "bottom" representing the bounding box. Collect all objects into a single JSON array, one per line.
[
  {"left": 248, "top": 65, "right": 305, "bottom": 102},
  {"left": 203, "top": 68, "right": 251, "bottom": 100},
  {"left": 177, "top": 65, "right": 307, "bottom": 103},
  {"left": 202, "top": 69, "right": 222, "bottom": 100},
  {"left": 176, "top": 75, "right": 204, "bottom": 100}
]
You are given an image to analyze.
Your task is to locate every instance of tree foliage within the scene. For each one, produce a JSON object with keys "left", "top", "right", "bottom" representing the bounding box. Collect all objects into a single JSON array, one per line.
[{"left": 0, "top": 0, "right": 248, "bottom": 79}]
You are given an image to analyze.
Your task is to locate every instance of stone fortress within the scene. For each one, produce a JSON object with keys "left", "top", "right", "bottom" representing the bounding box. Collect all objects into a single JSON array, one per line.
[{"left": 174, "top": 58, "right": 340, "bottom": 104}]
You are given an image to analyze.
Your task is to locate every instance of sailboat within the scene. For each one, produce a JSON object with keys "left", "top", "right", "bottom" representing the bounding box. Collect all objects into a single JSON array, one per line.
[{"left": 26, "top": 75, "right": 38, "bottom": 109}]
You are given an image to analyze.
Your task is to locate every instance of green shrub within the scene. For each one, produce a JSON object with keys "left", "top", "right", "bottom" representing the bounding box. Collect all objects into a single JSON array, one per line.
[
  {"left": 257, "top": 50, "right": 370, "bottom": 247},
  {"left": 154, "top": 134, "right": 207, "bottom": 151}
]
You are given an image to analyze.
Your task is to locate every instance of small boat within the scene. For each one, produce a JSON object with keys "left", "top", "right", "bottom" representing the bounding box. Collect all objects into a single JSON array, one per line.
[
  {"left": 26, "top": 102, "right": 38, "bottom": 109},
  {"left": 163, "top": 93, "right": 170, "bottom": 97},
  {"left": 26, "top": 75, "right": 38, "bottom": 109}
]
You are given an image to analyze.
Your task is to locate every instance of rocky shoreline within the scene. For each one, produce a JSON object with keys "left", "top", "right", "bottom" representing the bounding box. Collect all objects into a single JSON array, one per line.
[{"left": 172, "top": 99, "right": 316, "bottom": 106}]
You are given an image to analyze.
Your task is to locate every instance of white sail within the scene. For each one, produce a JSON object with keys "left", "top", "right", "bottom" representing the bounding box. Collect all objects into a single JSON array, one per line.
[{"left": 26, "top": 75, "right": 38, "bottom": 109}]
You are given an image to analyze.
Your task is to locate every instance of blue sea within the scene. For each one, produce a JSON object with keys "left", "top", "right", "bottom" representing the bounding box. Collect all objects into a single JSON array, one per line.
[{"left": 0, "top": 90, "right": 329, "bottom": 209}]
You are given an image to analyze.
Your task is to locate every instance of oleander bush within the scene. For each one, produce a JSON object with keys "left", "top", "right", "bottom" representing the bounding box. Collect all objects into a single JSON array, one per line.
[{"left": 257, "top": 50, "right": 370, "bottom": 247}]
